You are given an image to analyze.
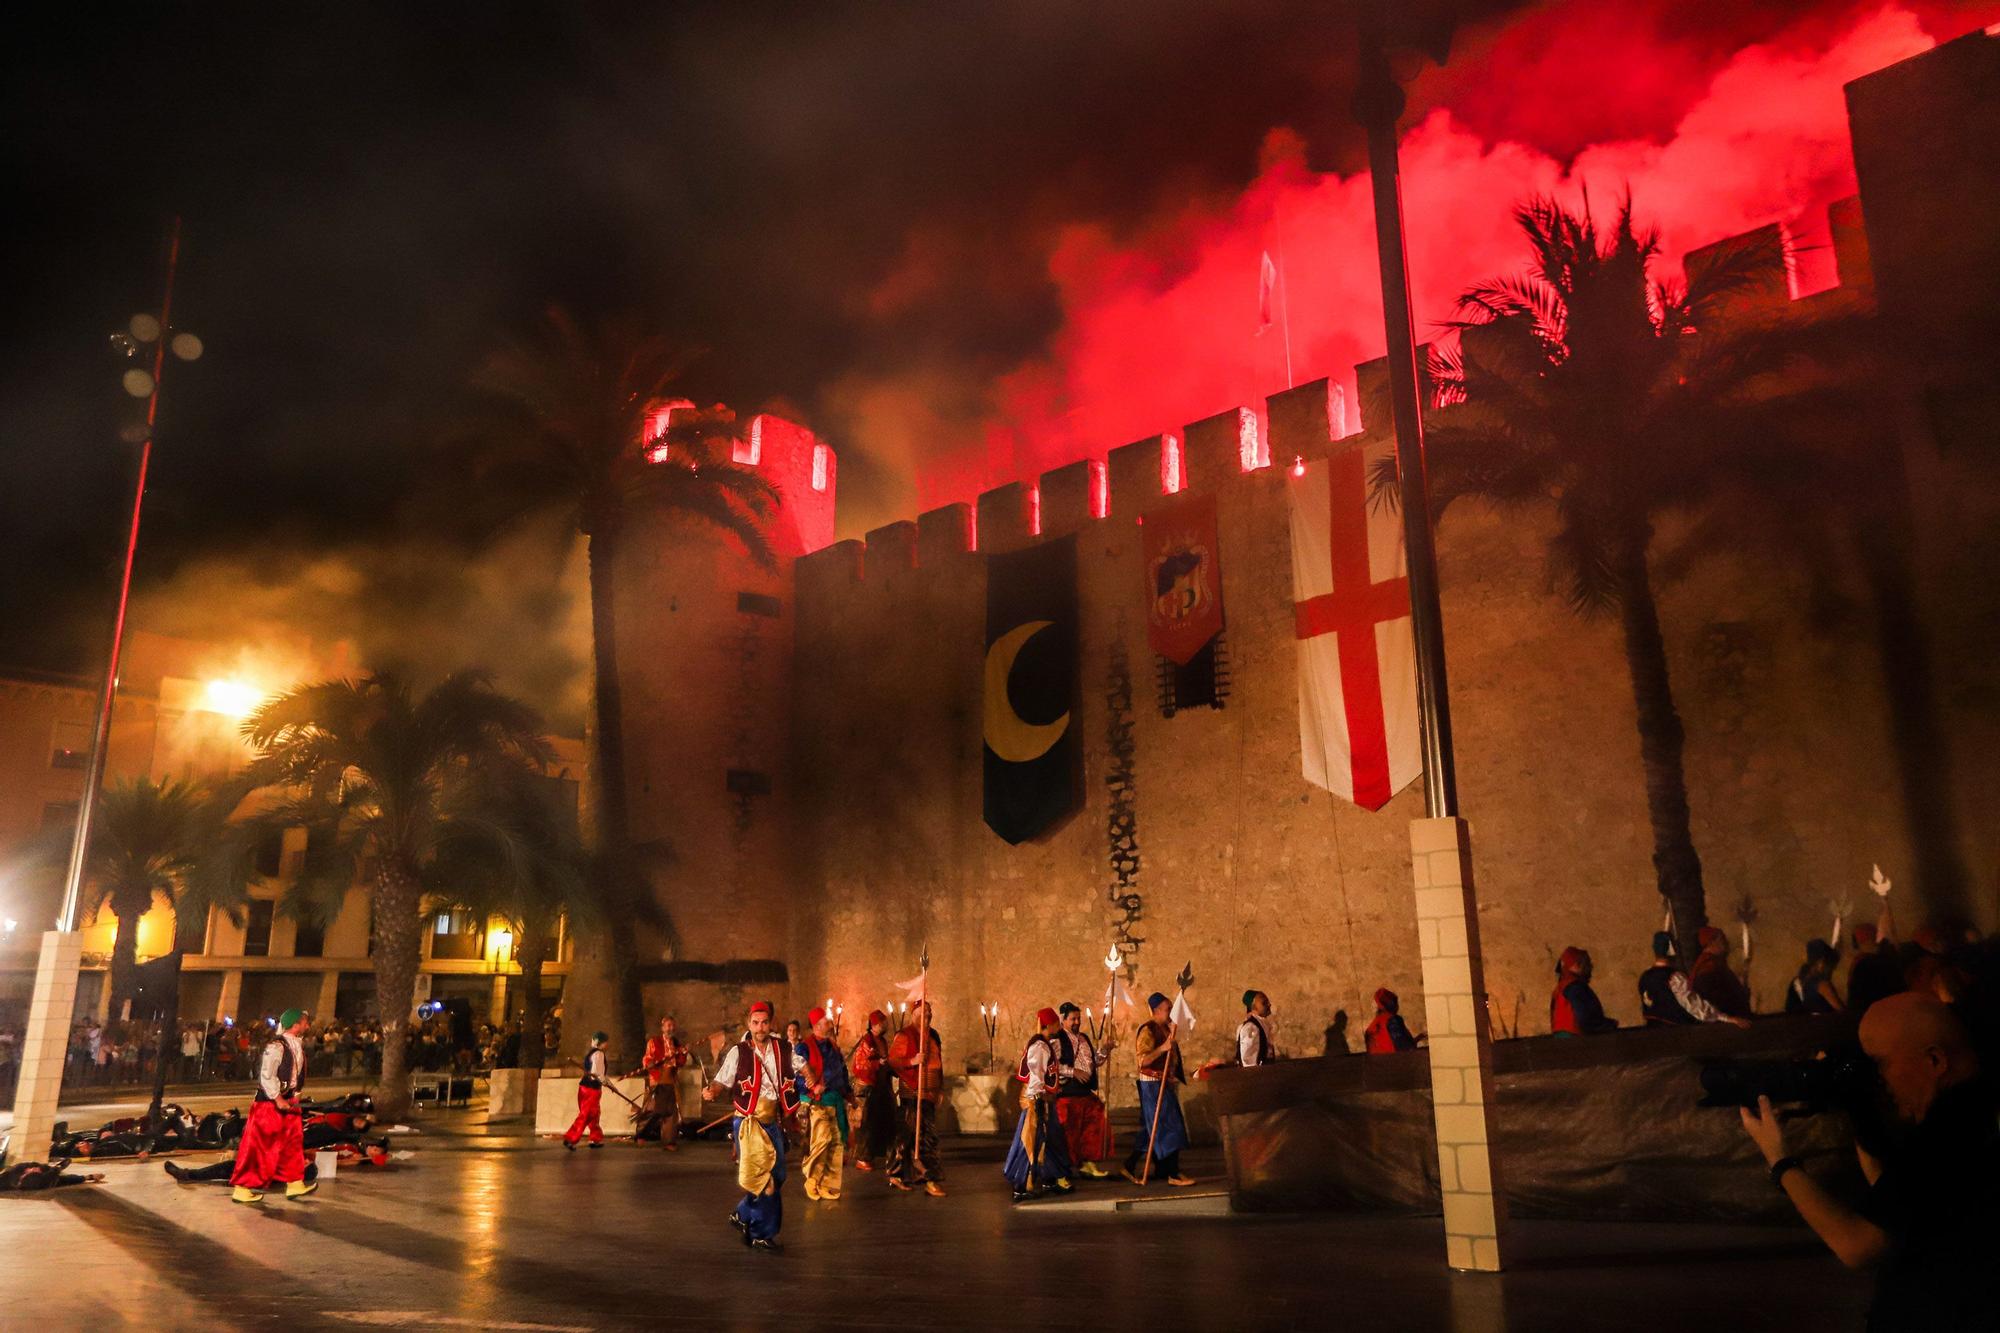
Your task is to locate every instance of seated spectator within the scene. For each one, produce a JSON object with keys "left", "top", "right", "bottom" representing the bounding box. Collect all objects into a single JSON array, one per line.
[
  {"left": 1550, "top": 947, "right": 1617, "bottom": 1035},
  {"left": 1641, "top": 932, "right": 1751, "bottom": 1028},
  {"left": 1363, "top": 989, "right": 1419, "bottom": 1053},
  {"left": 1741, "top": 992, "right": 2000, "bottom": 1329},
  {"left": 1786, "top": 939, "right": 1846, "bottom": 1015},
  {"left": 1689, "top": 926, "right": 1753, "bottom": 1019}
]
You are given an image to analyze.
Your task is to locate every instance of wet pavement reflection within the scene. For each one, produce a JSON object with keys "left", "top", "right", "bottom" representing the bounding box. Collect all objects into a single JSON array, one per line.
[{"left": 0, "top": 1110, "right": 1868, "bottom": 1331}]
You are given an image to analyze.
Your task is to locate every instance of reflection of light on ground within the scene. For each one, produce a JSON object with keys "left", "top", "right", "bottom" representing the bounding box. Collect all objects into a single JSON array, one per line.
[{"left": 459, "top": 1149, "right": 504, "bottom": 1297}]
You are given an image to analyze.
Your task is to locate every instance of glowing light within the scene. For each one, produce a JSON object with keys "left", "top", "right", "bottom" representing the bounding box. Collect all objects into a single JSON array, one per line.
[
  {"left": 735, "top": 415, "right": 764, "bottom": 466},
  {"left": 811, "top": 443, "right": 830, "bottom": 492},
  {"left": 1162, "top": 434, "right": 1182, "bottom": 494},
  {"left": 487, "top": 926, "right": 513, "bottom": 961},
  {"left": 1088, "top": 459, "right": 1108, "bottom": 519},
  {"left": 1026, "top": 483, "right": 1042, "bottom": 536},
  {"left": 3, "top": 919, "right": 16, "bottom": 933},
  {"left": 203, "top": 679, "right": 264, "bottom": 719},
  {"left": 1238, "top": 408, "right": 1268, "bottom": 472},
  {"left": 1290, "top": 455, "right": 1306, "bottom": 478}
]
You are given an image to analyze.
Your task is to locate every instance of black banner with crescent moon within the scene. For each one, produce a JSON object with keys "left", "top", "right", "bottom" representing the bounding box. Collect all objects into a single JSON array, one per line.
[{"left": 983, "top": 536, "right": 1080, "bottom": 844}]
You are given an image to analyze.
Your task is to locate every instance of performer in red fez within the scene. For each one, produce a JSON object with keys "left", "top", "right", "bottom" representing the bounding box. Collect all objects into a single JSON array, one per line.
[
  {"left": 795, "top": 1007, "right": 851, "bottom": 1201},
  {"left": 1004, "top": 1007, "right": 1075, "bottom": 1202},
  {"left": 703, "top": 1000, "right": 799, "bottom": 1251},
  {"left": 563, "top": 1032, "right": 610, "bottom": 1150},
  {"left": 1364, "top": 989, "right": 1418, "bottom": 1053},
  {"left": 1122, "top": 992, "right": 1194, "bottom": 1187},
  {"left": 1688, "top": 927, "right": 1753, "bottom": 1019},
  {"left": 1550, "top": 947, "right": 1618, "bottom": 1035},
  {"left": 1054, "top": 1002, "right": 1110, "bottom": 1177},
  {"left": 848, "top": 1009, "right": 894, "bottom": 1171},
  {"left": 1236, "top": 990, "right": 1280, "bottom": 1066},
  {"left": 887, "top": 999, "right": 946, "bottom": 1196},
  {"left": 230, "top": 1008, "right": 314, "bottom": 1205},
  {"left": 632, "top": 1015, "right": 689, "bottom": 1150}
]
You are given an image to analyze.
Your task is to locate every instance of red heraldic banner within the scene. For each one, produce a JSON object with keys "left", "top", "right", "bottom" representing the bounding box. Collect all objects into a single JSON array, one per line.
[
  {"left": 1288, "top": 445, "right": 1421, "bottom": 809},
  {"left": 1142, "top": 494, "right": 1224, "bottom": 665}
]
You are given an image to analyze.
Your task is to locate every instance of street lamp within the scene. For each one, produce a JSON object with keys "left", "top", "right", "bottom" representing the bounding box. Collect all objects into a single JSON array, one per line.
[{"left": 5, "top": 219, "right": 197, "bottom": 1168}]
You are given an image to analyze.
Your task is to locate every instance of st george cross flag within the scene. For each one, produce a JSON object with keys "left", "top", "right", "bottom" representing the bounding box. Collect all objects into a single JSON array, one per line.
[{"left": 1288, "top": 444, "right": 1422, "bottom": 809}]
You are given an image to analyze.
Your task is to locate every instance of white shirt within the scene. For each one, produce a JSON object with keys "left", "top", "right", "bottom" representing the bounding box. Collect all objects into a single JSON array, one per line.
[
  {"left": 1022, "top": 1037, "right": 1056, "bottom": 1098},
  {"left": 713, "top": 1037, "right": 785, "bottom": 1104},
  {"left": 1238, "top": 1014, "right": 1278, "bottom": 1067},
  {"left": 1062, "top": 1030, "right": 1096, "bottom": 1085},
  {"left": 258, "top": 1032, "right": 304, "bottom": 1100}
]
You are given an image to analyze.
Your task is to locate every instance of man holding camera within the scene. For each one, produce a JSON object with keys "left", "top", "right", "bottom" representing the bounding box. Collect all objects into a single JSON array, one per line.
[{"left": 1741, "top": 991, "right": 2000, "bottom": 1330}]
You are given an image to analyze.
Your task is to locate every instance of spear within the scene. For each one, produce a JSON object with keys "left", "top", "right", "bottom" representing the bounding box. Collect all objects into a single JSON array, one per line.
[
  {"left": 1139, "top": 961, "right": 1193, "bottom": 1186},
  {"left": 911, "top": 944, "right": 931, "bottom": 1183},
  {"left": 1099, "top": 943, "right": 1121, "bottom": 1161}
]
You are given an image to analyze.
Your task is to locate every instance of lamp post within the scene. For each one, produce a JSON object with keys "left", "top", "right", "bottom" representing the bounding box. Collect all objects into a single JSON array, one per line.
[
  {"left": 5, "top": 221, "right": 200, "bottom": 1166},
  {"left": 977, "top": 1003, "right": 999, "bottom": 1065},
  {"left": 1352, "top": 3, "right": 1506, "bottom": 1272}
]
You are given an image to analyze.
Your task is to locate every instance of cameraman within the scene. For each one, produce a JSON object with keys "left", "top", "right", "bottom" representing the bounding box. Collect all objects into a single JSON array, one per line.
[{"left": 1740, "top": 992, "right": 2000, "bottom": 1330}]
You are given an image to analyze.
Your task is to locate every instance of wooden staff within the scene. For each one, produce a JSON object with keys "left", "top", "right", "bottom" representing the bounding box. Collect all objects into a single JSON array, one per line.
[
  {"left": 1138, "top": 962, "right": 1194, "bottom": 1185},
  {"left": 910, "top": 946, "right": 931, "bottom": 1181}
]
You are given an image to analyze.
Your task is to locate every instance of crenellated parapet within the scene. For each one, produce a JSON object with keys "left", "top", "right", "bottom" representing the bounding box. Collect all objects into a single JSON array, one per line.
[{"left": 791, "top": 196, "right": 1875, "bottom": 597}]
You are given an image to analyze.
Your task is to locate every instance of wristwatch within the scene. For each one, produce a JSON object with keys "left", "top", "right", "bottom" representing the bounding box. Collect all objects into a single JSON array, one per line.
[{"left": 1769, "top": 1155, "right": 1804, "bottom": 1186}]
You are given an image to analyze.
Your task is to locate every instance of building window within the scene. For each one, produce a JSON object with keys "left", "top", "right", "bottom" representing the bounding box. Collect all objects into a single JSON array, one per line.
[
  {"left": 50, "top": 720, "right": 89, "bottom": 770},
  {"left": 811, "top": 443, "right": 829, "bottom": 491},
  {"left": 430, "top": 908, "right": 482, "bottom": 960},
  {"left": 293, "top": 919, "right": 325, "bottom": 958},
  {"left": 736, "top": 591, "right": 781, "bottom": 618},
  {"left": 255, "top": 830, "right": 285, "bottom": 878},
  {"left": 733, "top": 415, "right": 763, "bottom": 465},
  {"left": 244, "top": 900, "right": 275, "bottom": 957}
]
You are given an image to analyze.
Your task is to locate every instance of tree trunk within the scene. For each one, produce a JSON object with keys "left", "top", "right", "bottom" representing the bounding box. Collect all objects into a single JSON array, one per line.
[
  {"left": 143, "top": 949, "right": 185, "bottom": 1136},
  {"left": 515, "top": 927, "right": 550, "bottom": 1073},
  {"left": 107, "top": 892, "right": 146, "bottom": 1018},
  {"left": 1611, "top": 534, "right": 1708, "bottom": 959},
  {"left": 584, "top": 522, "right": 648, "bottom": 1059},
  {"left": 1856, "top": 515, "right": 1973, "bottom": 923},
  {"left": 371, "top": 861, "right": 425, "bottom": 1121}
]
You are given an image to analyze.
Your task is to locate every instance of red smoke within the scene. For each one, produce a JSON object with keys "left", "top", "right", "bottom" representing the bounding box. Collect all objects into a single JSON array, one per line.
[{"left": 885, "top": 3, "right": 1995, "bottom": 517}]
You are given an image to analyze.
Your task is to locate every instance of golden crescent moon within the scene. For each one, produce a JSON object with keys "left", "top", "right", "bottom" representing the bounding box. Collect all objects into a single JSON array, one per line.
[{"left": 983, "top": 619, "right": 1070, "bottom": 763}]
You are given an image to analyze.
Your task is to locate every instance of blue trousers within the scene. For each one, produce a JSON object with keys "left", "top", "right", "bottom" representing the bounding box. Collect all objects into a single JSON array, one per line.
[
  {"left": 731, "top": 1115, "right": 786, "bottom": 1241},
  {"left": 1002, "top": 1098, "right": 1073, "bottom": 1191}
]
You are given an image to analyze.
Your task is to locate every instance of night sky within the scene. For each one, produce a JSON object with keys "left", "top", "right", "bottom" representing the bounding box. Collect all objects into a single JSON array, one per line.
[{"left": 3, "top": 1, "right": 1989, "bottom": 719}]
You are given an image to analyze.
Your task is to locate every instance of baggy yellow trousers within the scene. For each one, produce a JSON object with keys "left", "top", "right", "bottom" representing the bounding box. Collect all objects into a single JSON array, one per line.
[{"left": 803, "top": 1103, "right": 843, "bottom": 1199}]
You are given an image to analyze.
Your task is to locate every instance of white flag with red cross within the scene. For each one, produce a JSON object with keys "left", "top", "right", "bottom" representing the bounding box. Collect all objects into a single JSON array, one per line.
[{"left": 1288, "top": 443, "right": 1422, "bottom": 809}]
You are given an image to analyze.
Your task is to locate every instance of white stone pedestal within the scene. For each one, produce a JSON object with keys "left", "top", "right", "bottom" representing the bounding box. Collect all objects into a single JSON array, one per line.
[
  {"left": 4, "top": 932, "right": 83, "bottom": 1167},
  {"left": 487, "top": 1067, "right": 539, "bottom": 1118},
  {"left": 1411, "top": 817, "right": 1510, "bottom": 1272}
]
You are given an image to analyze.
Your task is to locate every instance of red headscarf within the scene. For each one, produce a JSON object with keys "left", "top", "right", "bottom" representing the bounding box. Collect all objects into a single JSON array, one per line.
[
  {"left": 1373, "top": 988, "right": 1397, "bottom": 1013},
  {"left": 1036, "top": 1007, "right": 1059, "bottom": 1028}
]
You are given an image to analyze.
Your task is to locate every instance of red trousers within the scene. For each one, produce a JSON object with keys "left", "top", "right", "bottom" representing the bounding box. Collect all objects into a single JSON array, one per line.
[
  {"left": 230, "top": 1101, "right": 306, "bottom": 1189},
  {"left": 565, "top": 1085, "right": 604, "bottom": 1145},
  {"left": 1057, "top": 1094, "right": 1111, "bottom": 1162}
]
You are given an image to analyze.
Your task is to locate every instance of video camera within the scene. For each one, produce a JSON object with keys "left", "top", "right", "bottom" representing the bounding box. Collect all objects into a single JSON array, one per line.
[{"left": 1697, "top": 1045, "right": 1878, "bottom": 1114}]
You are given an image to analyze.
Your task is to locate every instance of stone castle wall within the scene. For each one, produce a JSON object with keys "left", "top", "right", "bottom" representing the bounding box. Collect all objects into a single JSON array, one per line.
[{"left": 774, "top": 209, "right": 1997, "bottom": 1075}]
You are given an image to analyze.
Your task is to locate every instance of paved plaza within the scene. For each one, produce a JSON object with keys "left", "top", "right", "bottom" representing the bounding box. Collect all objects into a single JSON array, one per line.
[{"left": 0, "top": 1104, "right": 1870, "bottom": 1331}]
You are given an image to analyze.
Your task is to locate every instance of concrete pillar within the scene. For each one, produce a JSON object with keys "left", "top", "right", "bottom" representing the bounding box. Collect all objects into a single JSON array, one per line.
[
  {"left": 1410, "top": 817, "right": 1510, "bottom": 1272},
  {"left": 4, "top": 931, "right": 84, "bottom": 1167},
  {"left": 490, "top": 974, "right": 509, "bottom": 1025},
  {"left": 316, "top": 971, "right": 340, "bottom": 1023},
  {"left": 215, "top": 969, "right": 243, "bottom": 1023}
]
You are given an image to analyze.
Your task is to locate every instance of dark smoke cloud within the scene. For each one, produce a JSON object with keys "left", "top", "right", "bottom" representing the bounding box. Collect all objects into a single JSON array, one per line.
[{"left": 2, "top": 0, "right": 1993, "bottom": 691}]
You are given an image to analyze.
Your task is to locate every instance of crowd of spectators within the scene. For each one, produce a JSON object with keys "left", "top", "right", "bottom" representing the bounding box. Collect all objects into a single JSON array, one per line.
[{"left": 0, "top": 1007, "right": 564, "bottom": 1097}]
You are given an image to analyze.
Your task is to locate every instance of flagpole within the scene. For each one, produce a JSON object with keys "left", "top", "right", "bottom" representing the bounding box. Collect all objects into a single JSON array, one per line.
[{"left": 1274, "top": 199, "right": 1296, "bottom": 390}]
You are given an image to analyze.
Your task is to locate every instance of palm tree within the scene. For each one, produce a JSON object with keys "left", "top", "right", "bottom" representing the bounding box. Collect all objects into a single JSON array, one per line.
[
  {"left": 426, "top": 766, "right": 597, "bottom": 1074},
  {"left": 1375, "top": 195, "right": 1822, "bottom": 955},
  {"left": 461, "top": 308, "right": 779, "bottom": 1056},
  {"left": 240, "top": 671, "right": 552, "bottom": 1120},
  {"left": 81, "top": 777, "right": 239, "bottom": 1017}
]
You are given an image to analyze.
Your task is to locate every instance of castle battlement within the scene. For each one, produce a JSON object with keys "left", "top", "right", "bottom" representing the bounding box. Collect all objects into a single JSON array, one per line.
[{"left": 794, "top": 194, "right": 1874, "bottom": 604}]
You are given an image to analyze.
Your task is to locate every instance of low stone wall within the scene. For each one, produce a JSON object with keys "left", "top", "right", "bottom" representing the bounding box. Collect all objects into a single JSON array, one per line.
[{"left": 533, "top": 1074, "right": 646, "bottom": 1137}]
